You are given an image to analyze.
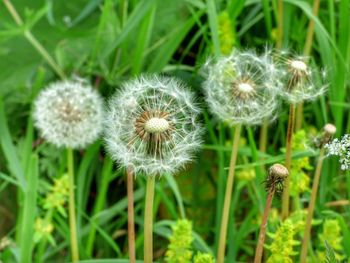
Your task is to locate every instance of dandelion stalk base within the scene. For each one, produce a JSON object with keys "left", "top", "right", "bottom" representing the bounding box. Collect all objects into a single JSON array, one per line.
[
  {"left": 127, "top": 167, "right": 136, "bottom": 263},
  {"left": 144, "top": 176, "right": 155, "bottom": 263},
  {"left": 254, "top": 188, "right": 275, "bottom": 263},
  {"left": 217, "top": 124, "right": 242, "bottom": 263},
  {"left": 300, "top": 149, "right": 325, "bottom": 263},
  {"left": 67, "top": 148, "right": 79, "bottom": 262},
  {"left": 281, "top": 104, "right": 295, "bottom": 220}
]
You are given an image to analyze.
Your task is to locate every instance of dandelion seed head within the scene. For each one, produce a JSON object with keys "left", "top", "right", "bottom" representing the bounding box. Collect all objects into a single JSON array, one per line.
[
  {"left": 104, "top": 75, "right": 203, "bottom": 176},
  {"left": 273, "top": 50, "right": 327, "bottom": 104},
  {"left": 202, "top": 49, "right": 279, "bottom": 126},
  {"left": 290, "top": 60, "right": 307, "bottom": 71},
  {"left": 324, "top": 123, "right": 336, "bottom": 136},
  {"left": 265, "top": 163, "right": 288, "bottom": 195},
  {"left": 33, "top": 80, "right": 104, "bottom": 149}
]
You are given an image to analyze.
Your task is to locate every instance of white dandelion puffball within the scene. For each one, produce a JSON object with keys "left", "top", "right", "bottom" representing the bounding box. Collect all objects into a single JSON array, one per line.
[
  {"left": 105, "top": 76, "right": 203, "bottom": 176},
  {"left": 202, "top": 49, "right": 279, "bottom": 126},
  {"left": 325, "top": 134, "right": 350, "bottom": 170},
  {"left": 273, "top": 50, "right": 327, "bottom": 104},
  {"left": 34, "top": 80, "right": 104, "bottom": 149}
]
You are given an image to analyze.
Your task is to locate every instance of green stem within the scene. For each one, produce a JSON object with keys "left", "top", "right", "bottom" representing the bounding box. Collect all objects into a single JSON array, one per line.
[
  {"left": 259, "top": 120, "right": 268, "bottom": 154},
  {"left": 281, "top": 104, "right": 295, "bottom": 220},
  {"left": 127, "top": 167, "right": 136, "bottom": 263},
  {"left": 217, "top": 124, "right": 242, "bottom": 263},
  {"left": 296, "top": 0, "right": 321, "bottom": 131},
  {"left": 67, "top": 148, "right": 79, "bottom": 262},
  {"left": 300, "top": 148, "right": 325, "bottom": 263},
  {"left": 86, "top": 158, "right": 113, "bottom": 257},
  {"left": 144, "top": 176, "right": 155, "bottom": 263},
  {"left": 276, "top": 0, "right": 283, "bottom": 49},
  {"left": 3, "top": 0, "right": 66, "bottom": 79}
]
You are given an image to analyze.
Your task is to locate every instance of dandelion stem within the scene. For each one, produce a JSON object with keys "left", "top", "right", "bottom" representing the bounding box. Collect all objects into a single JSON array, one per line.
[
  {"left": 254, "top": 187, "right": 275, "bottom": 263},
  {"left": 259, "top": 120, "right": 268, "bottom": 153},
  {"left": 281, "top": 104, "right": 295, "bottom": 220},
  {"left": 217, "top": 124, "right": 242, "bottom": 263},
  {"left": 276, "top": 0, "right": 284, "bottom": 49},
  {"left": 303, "top": 0, "right": 321, "bottom": 57},
  {"left": 2, "top": 0, "right": 66, "bottom": 79},
  {"left": 295, "top": 0, "right": 321, "bottom": 130},
  {"left": 127, "top": 167, "right": 136, "bottom": 263},
  {"left": 144, "top": 176, "right": 155, "bottom": 263},
  {"left": 67, "top": 148, "right": 79, "bottom": 262},
  {"left": 300, "top": 148, "right": 325, "bottom": 263}
]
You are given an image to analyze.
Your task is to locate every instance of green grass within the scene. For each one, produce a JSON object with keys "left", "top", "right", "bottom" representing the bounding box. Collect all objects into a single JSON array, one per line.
[{"left": 0, "top": 0, "right": 350, "bottom": 262}]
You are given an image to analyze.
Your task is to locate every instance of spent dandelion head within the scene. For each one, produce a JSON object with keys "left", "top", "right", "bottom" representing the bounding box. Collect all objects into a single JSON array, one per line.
[
  {"left": 273, "top": 50, "right": 327, "bottom": 104},
  {"left": 265, "top": 163, "right": 289, "bottom": 195},
  {"left": 33, "top": 80, "right": 104, "bottom": 149},
  {"left": 202, "top": 49, "right": 279, "bottom": 126},
  {"left": 104, "top": 75, "right": 202, "bottom": 176},
  {"left": 325, "top": 134, "right": 350, "bottom": 170}
]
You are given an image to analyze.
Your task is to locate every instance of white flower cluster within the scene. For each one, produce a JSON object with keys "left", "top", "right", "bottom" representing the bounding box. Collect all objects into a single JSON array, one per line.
[
  {"left": 203, "top": 49, "right": 280, "bottom": 126},
  {"left": 104, "top": 76, "right": 203, "bottom": 176},
  {"left": 325, "top": 134, "right": 350, "bottom": 170},
  {"left": 34, "top": 80, "right": 104, "bottom": 149}
]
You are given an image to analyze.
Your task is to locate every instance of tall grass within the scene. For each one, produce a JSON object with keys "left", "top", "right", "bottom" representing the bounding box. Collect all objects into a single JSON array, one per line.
[{"left": 0, "top": 0, "right": 350, "bottom": 262}]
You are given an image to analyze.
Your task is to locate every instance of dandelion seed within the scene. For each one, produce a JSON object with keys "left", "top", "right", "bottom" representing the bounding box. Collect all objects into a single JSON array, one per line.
[
  {"left": 273, "top": 50, "right": 327, "bottom": 104},
  {"left": 105, "top": 75, "right": 202, "bottom": 176},
  {"left": 202, "top": 49, "right": 279, "bottom": 125},
  {"left": 325, "top": 134, "right": 350, "bottom": 170},
  {"left": 33, "top": 80, "right": 104, "bottom": 149}
]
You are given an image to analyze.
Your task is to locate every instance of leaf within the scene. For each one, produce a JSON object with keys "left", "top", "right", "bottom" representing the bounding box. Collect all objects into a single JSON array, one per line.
[{"left": 0, "top": 97, "right": 26, "bottom": 190}]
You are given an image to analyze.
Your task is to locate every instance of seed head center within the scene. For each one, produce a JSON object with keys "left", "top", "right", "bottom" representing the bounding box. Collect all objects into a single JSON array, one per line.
[
  {"left": 144, "top": 117, "right": 170, "bottom": 133},
  {"left": 290, "top": 60, "right": 307, "bottom": 71},
  {"left": 58, "top": 102, "right": 82, "bottom": 122},
  {"left": 238, "top": 83, "right": 254, "bottom": 93}
]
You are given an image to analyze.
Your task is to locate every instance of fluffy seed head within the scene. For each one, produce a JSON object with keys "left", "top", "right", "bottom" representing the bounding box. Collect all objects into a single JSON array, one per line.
[
  {"left": 324, "top": 123, "right": 336, "bottom": 136},
  {"left": 104, "top": 75, "right": 202, "bottom": 176},
  {"left": 290, "top": 60, "right": 307, "bottom": 71},
  {"left": 33, "top": 80, "right": 104, "bottom": 149},
  {"left": 325, "top": 134, "right": 350, "bottom": 170},
  {"left": 273, "top": 50, "right": 327, "bottom": 104},
  {"left": 202, "top": 49, "right": 279, "bottom": 126}
]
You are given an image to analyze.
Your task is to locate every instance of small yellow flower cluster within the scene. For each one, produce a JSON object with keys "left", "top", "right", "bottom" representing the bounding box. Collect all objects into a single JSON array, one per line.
[
  {"left": 290, "top": 130, "right": 313, "bottom": 196},
  {"left": 237, "top": 169, "right": 256, "bottom": 181},
  {"left": 265, "top": 219, "right": 300, "bottom": 263},
  {"left": 34, "top": 218, "right": 54, "bottom": 244},
  {"left": 218, "top": 11, "right": 235, "bottom": 55},
  {"left": 43, "top": 174, "right": 70, "bottom": 216},
  {"left": 165, "top": 220, "right": 214, "bottom": 263},
  {"left": 165, "top": 220, "right": 193, "bottom": 263},
  {"left": 193, "top": 252, "right": 214, "bottom": 263}
]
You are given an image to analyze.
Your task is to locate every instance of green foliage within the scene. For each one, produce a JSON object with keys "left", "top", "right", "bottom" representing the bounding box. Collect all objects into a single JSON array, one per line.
[
  {"left": 265, "top": 218, "right": 301, "bottom": 262},
  {"left": 217, "top": 11, "right": 235, "bottom": 55},
  {"left": 317, "top": 219, "right": 345, "bottom": 262},
  {"left": 193, "top": 251, "right": 215, "bottom": 263},
  {"left": 1, "top": 0, "right": 350, "bottom": 262},
  {"left": 165, "top": 220, "right": 215, "bottom": 263},
  {"left": 165, "top": 220, "right": 193, "bottom": 263},
  {"left": 289, "top": 130, "right": 313, "bottom": 196}
]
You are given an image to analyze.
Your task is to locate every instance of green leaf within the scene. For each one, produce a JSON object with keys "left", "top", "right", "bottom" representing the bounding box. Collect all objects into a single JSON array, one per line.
[
  {"left": 19, "top": 154, "right": 39, "bottom": 263},
  {"left": 0, "top": 97, "right": 26, "bottom": 190}
]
